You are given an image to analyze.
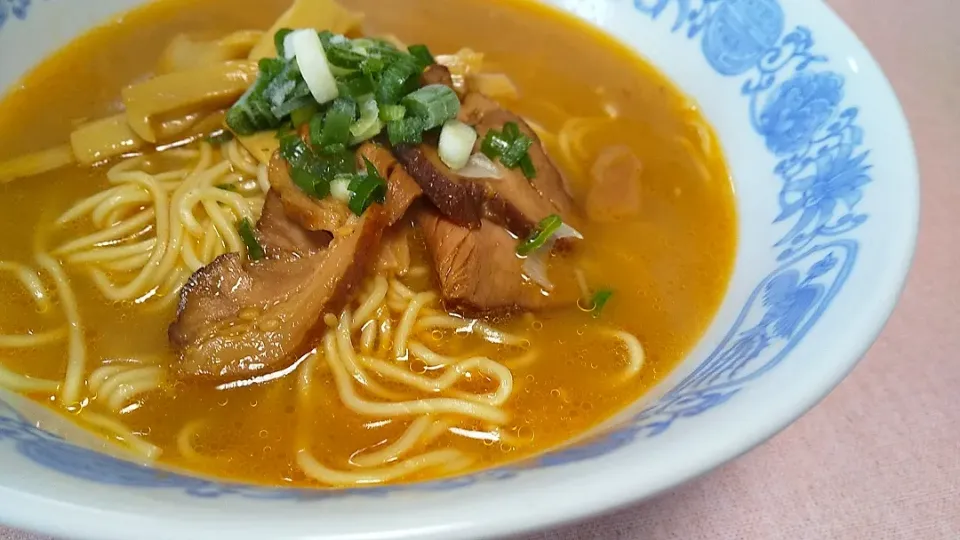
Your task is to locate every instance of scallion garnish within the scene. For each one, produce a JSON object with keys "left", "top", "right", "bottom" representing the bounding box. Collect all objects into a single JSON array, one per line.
[
  {"left": 280, "top": 132, "right": 309, "bottom": 167},
  {"left": 387, "top": 116, "right": 425, "bottom": 146},
  {"left": 349, "top": 97, "right": 383, "bottom": 143},
  {"left": 238, "top": 218, "right": 265, "bottom": 261},
  {"left": 290, "top": 103, "right": 318, "bottom": 127},
  {"left": 290, "top": 165, "right": 327, "bottom": 198},
  {"left": 315, "top": 97, "right": 358, "bottom": 153},
  {"left": 317, "top": 30, "right": 338, "bottom": 49},
  {"left": 589, "top": 289, "right": 614, "bottom": 318},
  {"left": 258, "top": 57, "right": 287, "bottom": 78},
  {"left": 264, "top": 60, "right": 308, "bottom": 112},
  {"left": 229, "top": 30, "right": 478, "bottom": 211},
  {"left": 438, "top": 120, "right": 477, "bottom": 170},
  {"left": 407, "top": 44, "right": 436, "bottom": 68},
  {"left": 519, "top": 154, "right": 537, "bottom": 180},
  {"left": 401, "top": 84, "right": 460, "bottom": 131},
  {"left": 360, "top": 56, "right": 386, "bottom": 75},
  {"left": 348, "top": 157, "right": 388, "bottom": 215},
  {"left": 499, "top": 135, "right": 532, "bottom": 169},
  {"left": 325, "top": 43, "right": 367, "bottom": 70},
  {"left": 290, "top": 29, "right": 340, "bottom": 104},
  {"left": 282, "top": 133, "right": 355, "bottom": 199},
  {"left": 274, "top": 28, "right": 294, "bottom": 58},
  {"left": 336, "top": 72, "right": 376, "bottom": 99},
  {"left": 516, "top": 214, "right": 563, "bottom": 257},
  {"left": 479, "top": 121, "right": 537, "bottom": 178},
  {"left": 376, "top": 55, "right": 422, "bottom": 105},
  {"left": 215, "top": 183, "right": 237, "bottom": 191},
  {"left": 307, "top": 114, "right": 325, "bottom": 153},
  {"left": 225, "top": 60, "right": 287, "bottom": 135},
  {"left": 271, "top": 93, "right": 314, "bottom": 120},
  {"left": 330, "top": 175, "right": 353, "bottom": 203},
  {"left": 355, "top": 37, "right": 402, "bottom": 55},
  {"left": 379, "top": 104, "right": 406, "bottom": 122},
  {"left": 481, "top": 130, "right": 511, "bottom": 159}
]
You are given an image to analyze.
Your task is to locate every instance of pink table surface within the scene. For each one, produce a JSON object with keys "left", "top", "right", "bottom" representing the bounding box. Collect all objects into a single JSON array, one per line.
[{"left": 3, "top": 0, "right": 958, "bottom": 538}]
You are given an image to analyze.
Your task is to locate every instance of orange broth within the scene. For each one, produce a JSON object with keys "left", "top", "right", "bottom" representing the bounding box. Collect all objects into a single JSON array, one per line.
[{"left": 0, "top": 0, "right": 736, "bottom": 486}]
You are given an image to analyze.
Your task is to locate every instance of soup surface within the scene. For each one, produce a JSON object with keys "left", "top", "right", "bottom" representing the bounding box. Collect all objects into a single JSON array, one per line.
[{"left": 0, "top": 0, "right": 736, "bottom": 486}]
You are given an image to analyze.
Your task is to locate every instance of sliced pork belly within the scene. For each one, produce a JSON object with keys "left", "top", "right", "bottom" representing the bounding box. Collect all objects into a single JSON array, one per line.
[
  {"left": 416, "top": 208, "right": 577, "bottom": 314},
  {"left": 170, "top": 207, "right": 386, "bottom": 382},
  {"left": 170, "top": 143, "right": 422, "bottom": 382}
]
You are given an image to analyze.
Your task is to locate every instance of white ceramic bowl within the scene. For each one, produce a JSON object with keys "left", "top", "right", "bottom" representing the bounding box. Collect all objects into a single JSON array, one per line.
[{"left": 0, "top": 0, "right": 918, "bottom": 539}]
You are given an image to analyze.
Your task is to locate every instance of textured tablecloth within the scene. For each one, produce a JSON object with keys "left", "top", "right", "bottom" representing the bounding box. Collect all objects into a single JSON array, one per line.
[{"left": 4, "top": 0, "right": 958, "bottom": 538}]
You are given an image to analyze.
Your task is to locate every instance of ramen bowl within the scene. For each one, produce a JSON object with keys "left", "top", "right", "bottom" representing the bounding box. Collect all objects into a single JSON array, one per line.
[{"left": 0, "top": 0, "right": 918, "bottom": 539}]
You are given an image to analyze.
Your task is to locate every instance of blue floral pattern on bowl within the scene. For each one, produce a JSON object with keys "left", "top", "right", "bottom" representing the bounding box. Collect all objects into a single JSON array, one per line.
[
  {"left": 0, "top": 0, "right": 874, "bottom": 498},
  {"left": 0, "top": 0, "right": 33, "bottom": 29},
  {"left": 758, "top": 71, "right": 844, "bottom": 155}
]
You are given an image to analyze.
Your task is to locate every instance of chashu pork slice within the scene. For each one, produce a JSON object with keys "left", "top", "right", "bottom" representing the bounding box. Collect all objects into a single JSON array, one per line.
[
  {"left": 169, "top": 143, "right": 421, "bottom": 382},
  {"left": 416, "top": 207, "right": 577, "bottom": 314},
  {"left": 391, "top": 90, "right": 581, "bottom": 242},
  {"left": 169, "top": 206, "right": 386, "bottom": 382}
]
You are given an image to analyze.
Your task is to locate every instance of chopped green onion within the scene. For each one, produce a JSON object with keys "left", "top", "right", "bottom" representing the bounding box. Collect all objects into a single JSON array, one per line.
[
  {"left": 307, "top": 114, "right": 325, "bottom": 153},
  {"left": 225, "top": 92, "right": 266, "bottom": 135},
  {"left": 264, "top": 60, "right": 307, "bottom": 109},
  {"left": 589, "top": 289, "right": 614, "bottom": 318},
  {"left": 290, "top": 165, "right": 325, "bottom": 198},
  {"left": 215, "top": 183, "right": 237, "bottom": 191},
  {"left": 387, "top": 116, "right": 425, "bottom": 146},
  {"left": 376, "top": 55, "right": 422, "bottom": 105},
  {"left": 379, "top": 104, "right": 406, "bottom": 122},
  {"left": 438, "top": 120, "right": 477, "bottom": 170},
  {"left": 280, "top": 133, "right": 309, "bottom": 167},
  {"left": 325, "top": 44, "right": 367, "bottom": 70},
  {"left": 274, "top": 28, "right": 294, "bottom": 58},
  {"left": 337, "top": 72, "right": 376, "bottom": 99},
  {"left": 401, "top": 84, "right": 460, "bottom": 131},
  {"left": 238, "top": 218, "right": 265, "bottom": 261},
  {"left": 290, "top": 29, "right": 340, "bottom": 104},
  {"left": 225, "top": 60, "right": 286, "bottom": 135},
  {"left": 516, "top": 214, "right": 563, "bottom": 257},
  {"left": 290, "top": 102, "right": 318, "bottom": 127},
  {"left": 206, "top": 130, "right": 235, "bottom": 146},
  {"left": 315, "top": 97, "right": 357, "bottom": 152},
  {"left": 499, "top": 132, "right": 533, "bottom": 168},
  {"left": 281, "top": 132, "right": 355, "bottom": 198},
  {"left": 519, "top": 154, "right": 537, "bottom": 179},
  {"left": 479, "top": 122, "right": 537, "bottom": 177},
  {"left": 354, "top": 37, "right": 401, "bottom": 54},
  {"left": 502, "top": 121, "right": 521, "bottom": 141},
  {"left": 330, "top": 175, "right": 353, "bottom": 203},
  {"left": 317, "top": 30, "right": 338, "bottom": 49},
  {"left": 322, "top": 148, "right": 357, "bottom": 174},
  {"left": 348, "top": 157, "right": 388, "bottom": 215},
  {"left": 350, "top": 96, "right": 383, "bottom": 143},
  {"left": 360, "top": 56, "right": 386, "bottom": 75},
  {"left": 271, "top": 93, "right": 314, "bottom": 119},
  {"left": 258, "top": 57, "right": 287, "bottom": 79},
  {"left": 481, "top": 130, "right": 511, "bottom": 159},
  {"left": 407, "top": 44, "right": 436, "bottom": 67}
]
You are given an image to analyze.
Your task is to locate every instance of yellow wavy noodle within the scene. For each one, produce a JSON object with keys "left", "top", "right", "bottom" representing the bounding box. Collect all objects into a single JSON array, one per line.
[
  {"left": 53, "top": 140, "right": 265, "bottom": 304},
  {"left": 291, "top": 278, "right": 513, "bottom": 485},
  {"left": 89, "top": 360, "right": 166, "bottom": 413}
]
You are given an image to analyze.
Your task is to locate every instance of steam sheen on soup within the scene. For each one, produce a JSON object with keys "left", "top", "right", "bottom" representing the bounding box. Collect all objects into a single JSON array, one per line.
[{"left": 0, "top": 0, "right": 736, "bottom": 487}]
